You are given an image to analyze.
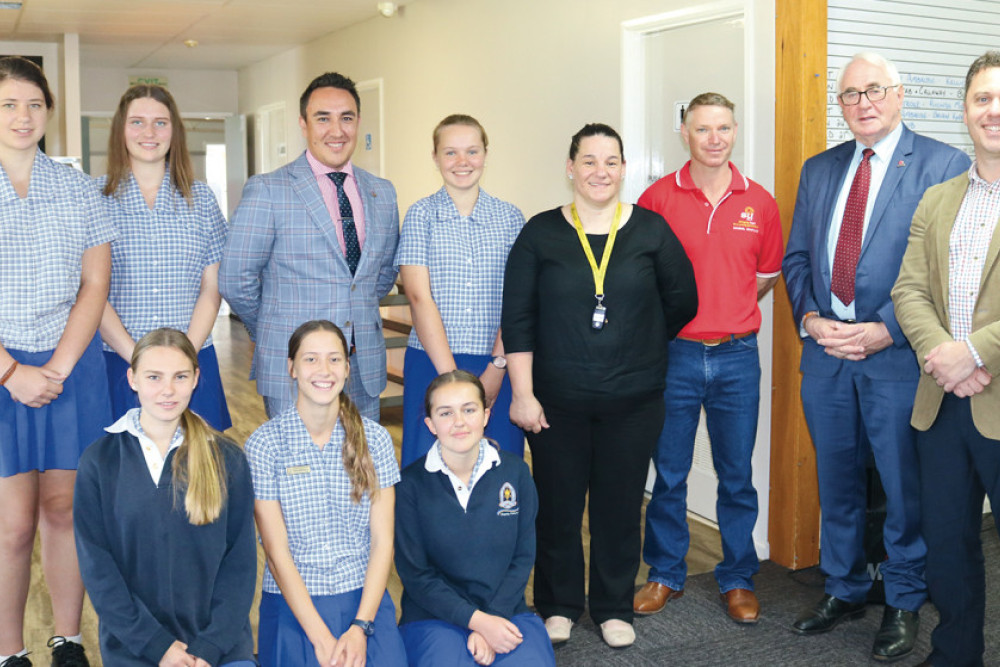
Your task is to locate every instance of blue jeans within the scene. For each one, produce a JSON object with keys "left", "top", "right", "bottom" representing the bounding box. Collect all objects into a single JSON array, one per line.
[{"left": 642, "top": 334, "right": 761, "bottom": 593}]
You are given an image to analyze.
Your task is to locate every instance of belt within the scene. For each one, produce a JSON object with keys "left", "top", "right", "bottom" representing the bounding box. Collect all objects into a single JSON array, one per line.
[{"left": 676, "top": 331, "right": 753, "bottom": 347}]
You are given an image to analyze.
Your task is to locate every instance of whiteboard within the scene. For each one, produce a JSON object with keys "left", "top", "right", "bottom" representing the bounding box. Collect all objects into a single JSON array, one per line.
[{"left": 826, "top": 0, "right": 1000, "bottom": 154}]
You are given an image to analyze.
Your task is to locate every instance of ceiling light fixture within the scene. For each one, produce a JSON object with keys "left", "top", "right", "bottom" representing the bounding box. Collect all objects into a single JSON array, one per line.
[
  {"left": 376, "top": 1, "right": 397, "bottom": 18},
  {"left": 183, "top": 39, "right": 198, "bottom": 48},
  {"left": 0, "top": 2, "right": 24, "bottom": 9}
]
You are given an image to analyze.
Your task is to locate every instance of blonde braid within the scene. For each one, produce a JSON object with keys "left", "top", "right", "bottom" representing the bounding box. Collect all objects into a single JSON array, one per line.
[{"left": 338, "top": 392, "right": 378, "bottom": 503}]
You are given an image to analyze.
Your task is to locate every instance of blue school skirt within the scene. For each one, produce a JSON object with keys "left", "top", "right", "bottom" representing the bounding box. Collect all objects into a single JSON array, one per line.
[
  {"left": 258, "top": 589, "right": 406, "bottom": 667},
  {"left": 400, "top": 346, "right": 525, "bottom": 468},
  {"left": 400, "top": 612, "right": 555, "bottom": 667},
  {"left": 104, "top": 344, "right": 232, "bottom": 432},
  {"left": 0, "top": 334, "right": 111, "bottom": 477}
]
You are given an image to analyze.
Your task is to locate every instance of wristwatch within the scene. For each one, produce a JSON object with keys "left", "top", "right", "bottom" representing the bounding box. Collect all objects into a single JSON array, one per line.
[
  {"left": 351, "top": 619, "right": 375, "bottom": 636},
  {"left": 491, "top": 355, "right": 507, "bottom": 370}
]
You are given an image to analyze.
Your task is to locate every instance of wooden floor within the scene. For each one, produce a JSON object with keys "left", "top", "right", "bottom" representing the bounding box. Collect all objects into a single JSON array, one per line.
[{"left": 23, "top": 315, "right": 723, "bottom": 664}]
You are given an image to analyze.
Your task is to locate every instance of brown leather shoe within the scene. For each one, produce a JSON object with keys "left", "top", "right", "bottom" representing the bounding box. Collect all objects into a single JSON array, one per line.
[
  {"left": 721, "top": 588, "right": 760, "bottom": 624},
  {"left": 633, "top": 581, "right": 684, "bottom": 615}
]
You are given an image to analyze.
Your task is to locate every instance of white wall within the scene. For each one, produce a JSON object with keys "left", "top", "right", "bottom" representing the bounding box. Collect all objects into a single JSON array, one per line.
[
  {"left": 238, "top": 0, "right": 777, "bottom": 554},
  {"left": 81, "top": 66, "right": 239, "bottom": 116},
  {"left": 237, "top": 0, "right": 771, "bottom": 216}
]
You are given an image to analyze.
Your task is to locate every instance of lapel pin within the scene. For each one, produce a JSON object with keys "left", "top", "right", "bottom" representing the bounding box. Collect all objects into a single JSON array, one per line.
[
  {"left": 897, "top": 160, "right": 905, "bottom": 167},
  {"left": 371, "top": 191, "right": 377, "bottom": 198}
]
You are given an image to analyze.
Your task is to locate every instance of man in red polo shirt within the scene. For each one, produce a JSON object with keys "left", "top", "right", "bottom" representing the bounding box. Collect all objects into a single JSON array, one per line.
[{"left": 633, "top": 92, "right": 783, "bottom": 623}]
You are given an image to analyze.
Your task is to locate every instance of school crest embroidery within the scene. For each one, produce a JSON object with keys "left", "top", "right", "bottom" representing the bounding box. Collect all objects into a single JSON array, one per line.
[{"left": 497, "top": 482, "right": 519, "bottom": 516}]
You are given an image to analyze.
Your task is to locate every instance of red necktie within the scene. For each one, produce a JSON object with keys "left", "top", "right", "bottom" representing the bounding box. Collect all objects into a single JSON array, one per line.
[{"left": 831, "top": 148, "right": 874, "bottom": 305}]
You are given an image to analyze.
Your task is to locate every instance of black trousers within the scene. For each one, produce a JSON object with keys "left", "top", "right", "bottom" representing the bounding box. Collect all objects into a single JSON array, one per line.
[
  {"left": 527, "top": 392, "right": 664, "bottom": 625},
  {"left": 917, "top": 393, "right": 1000, "bottom": 667}
]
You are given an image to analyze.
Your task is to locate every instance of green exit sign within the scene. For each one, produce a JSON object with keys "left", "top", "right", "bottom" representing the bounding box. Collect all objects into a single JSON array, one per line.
[{"left": 128, "top": 75, "right": 169, "bottom": 87}]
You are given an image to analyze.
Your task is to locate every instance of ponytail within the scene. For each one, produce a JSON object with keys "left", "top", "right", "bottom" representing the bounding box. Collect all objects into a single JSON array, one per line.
[
  {"left": 339, "top": 392, "right": 378, "bottom": 503},
  {"left": 131, "top": 327, "right": 227, "bottom": 525},
  {"left": 172, "top": 408, "right": 227, "bottom": 525},
  {"left": 288, "top": 319, "right": 378, "bottom": 504}
]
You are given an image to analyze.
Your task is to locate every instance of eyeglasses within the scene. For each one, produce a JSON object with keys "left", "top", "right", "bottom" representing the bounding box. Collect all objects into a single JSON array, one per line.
[{"left": 838, "top": 85, "right": 901, "bottom": 106}]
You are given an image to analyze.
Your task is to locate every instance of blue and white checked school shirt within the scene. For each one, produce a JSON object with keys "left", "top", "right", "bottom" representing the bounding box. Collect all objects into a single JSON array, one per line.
[
  {"left": 395, "top": 187, "right": 524, "bottom": 355},
  {"left": 100, "top": 173, "right": 226, "bottom": 351},
  {"left": 0, "top": 150, "right": 115, "bottom": 352},
  {"left": 244, "top": 406, "right": 401, "bottom": 596}
]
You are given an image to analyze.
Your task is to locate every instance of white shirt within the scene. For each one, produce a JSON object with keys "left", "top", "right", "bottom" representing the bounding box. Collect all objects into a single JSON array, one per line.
[
  {"left": 424, "top": 439, "right": 500, "bottom": 510},
  {"left": 826, "top": 122, "right": 905, "bottom": 320},
  {"left": 105, "top": 408, "right": 184, "bottom": 485}
]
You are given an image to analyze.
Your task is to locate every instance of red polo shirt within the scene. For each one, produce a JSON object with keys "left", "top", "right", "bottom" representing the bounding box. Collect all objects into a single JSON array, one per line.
[{"left": 638, "top": 161, "right": 783, "bottom": 339}]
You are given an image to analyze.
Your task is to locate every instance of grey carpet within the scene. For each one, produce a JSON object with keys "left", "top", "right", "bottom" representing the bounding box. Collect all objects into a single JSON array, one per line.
[{"left": 553, "top": 517, "right": 1000, "bottom": 666}]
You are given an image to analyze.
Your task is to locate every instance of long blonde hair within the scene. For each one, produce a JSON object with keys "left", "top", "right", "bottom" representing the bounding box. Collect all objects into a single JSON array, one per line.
[
  {"left": 288, "top": 320, "right": 378, "bottom": 503},
  {"left": 131, "top": 328, "right": 227, "bottom": 524}
]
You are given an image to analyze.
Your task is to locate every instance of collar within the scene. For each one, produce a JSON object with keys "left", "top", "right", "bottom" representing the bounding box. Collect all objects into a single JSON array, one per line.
[
  {"left": 674, "top": 161, "right": 748, "bottom": 194},
  {"left": 105, "top": 408, "right": 185, "bottom": 452},
  {"left": 969, "top": 160, "right": 1000, "bottom": 189},
  {"left": 424, "top": 439, "right": 500, "bottom": 480},
  {"left": 433, "top": 186, "right": 490, "bottom": 224},
  {"left": 854, "top": 121, "right": 903, "bottom": 165},
  {"left": 305, "top": 149, "right": 356, "bottom": 182}
]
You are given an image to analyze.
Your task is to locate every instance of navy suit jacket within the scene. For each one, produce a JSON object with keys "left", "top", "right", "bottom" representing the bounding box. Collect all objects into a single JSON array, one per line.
[
  {"left": 219, "top": 152, "right": 399, "bottom": 403},
  {"left": 783, "top": 125, "right": 970, "bottom": 381}
]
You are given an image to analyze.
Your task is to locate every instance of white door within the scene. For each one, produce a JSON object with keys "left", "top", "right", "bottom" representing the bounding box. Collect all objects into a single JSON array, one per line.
[{"left": 624, "top": 5, "right": 745, "bottom": 524}]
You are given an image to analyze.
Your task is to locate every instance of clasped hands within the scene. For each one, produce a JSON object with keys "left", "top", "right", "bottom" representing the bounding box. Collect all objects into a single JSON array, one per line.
[
  {"left": 807, "top": 316, "right": 992, "bottom": 397},
  {"left": 805, "top": 316, "right": 893, "bottom": 361},
  {"left": 922, "top": 340, "right": 992, "bottom": 398},
  {"left": 467, "top": 611, "right": 524, "bottom": 666}
]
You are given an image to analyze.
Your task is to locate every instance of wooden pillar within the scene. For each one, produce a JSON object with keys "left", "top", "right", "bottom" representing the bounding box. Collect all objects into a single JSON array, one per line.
[{"left": 768, "top": 0, "right": 827, "bottom": 569}]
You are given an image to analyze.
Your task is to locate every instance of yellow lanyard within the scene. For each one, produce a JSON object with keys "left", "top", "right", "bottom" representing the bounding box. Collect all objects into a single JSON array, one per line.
[{"left": 571, "top": 202, "right": 622, "bottom": 298}]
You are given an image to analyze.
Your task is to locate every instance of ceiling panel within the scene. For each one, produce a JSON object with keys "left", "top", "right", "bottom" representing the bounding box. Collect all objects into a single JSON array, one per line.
[{"left": 0, "top": 0, "right": 410, "bottom": 69}]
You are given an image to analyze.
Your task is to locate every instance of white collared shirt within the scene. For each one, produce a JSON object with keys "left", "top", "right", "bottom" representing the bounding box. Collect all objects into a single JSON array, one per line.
[
  {"left": 105, "top": 408, "right": 184, "bottom": 485},
  {"left": 827, "top": 122, "right": 905, "bottom": 320},
  {"left": 424, "top": 439, "right": 500, "bottom": 510}
]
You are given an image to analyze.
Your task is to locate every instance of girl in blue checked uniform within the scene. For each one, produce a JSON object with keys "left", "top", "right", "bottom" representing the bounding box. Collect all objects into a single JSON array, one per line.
[
  {"left": 394, "top": 371, "right": 555, "bottom": 667},
  {"left": 396, "top": 115, "right": 525, "bottom": 468},
  {"left": 74, "top": 328, "right": 256, "bottom": 667},
  {"left": 98, "top": 84, "right": 231, "bottom": 431},
  {"left": 0, "top": 56, "right": 113, "bottom": 667},
  {"left": 245, "top": 320, "right": 406, "bottom": 667}
]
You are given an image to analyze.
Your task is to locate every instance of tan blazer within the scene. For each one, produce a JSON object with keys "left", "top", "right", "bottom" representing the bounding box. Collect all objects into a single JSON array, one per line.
[{"left": 892, "top": 173, "right": 1000, "bottom": 439}]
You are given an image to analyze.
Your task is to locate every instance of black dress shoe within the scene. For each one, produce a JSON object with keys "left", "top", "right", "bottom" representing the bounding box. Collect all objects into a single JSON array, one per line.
[
  {"left": 792, "top": 593, "right": 866, "bottom": 635},
  {"left": 872, "top": 606, "right": 919, "bottom": 662}
]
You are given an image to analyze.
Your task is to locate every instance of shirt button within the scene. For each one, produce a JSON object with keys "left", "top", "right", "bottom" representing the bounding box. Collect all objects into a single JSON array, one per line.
[
  {"left": 351, "top": 284, "right": 357, "bottom": 291},
  {"left": 153, "top": 288, "right": 159, "bottom": 294},
  {"left": 344, "top": 320, "right": 351, "bottom": 328},
  {"left": 466, "top": 282, "right": 473, "bottom": 287}
]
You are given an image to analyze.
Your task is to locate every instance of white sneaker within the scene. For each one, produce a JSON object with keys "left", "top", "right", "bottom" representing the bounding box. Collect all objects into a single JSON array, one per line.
[
  {"left": 600, "top": 619, "right": 635, "bottom": 648},
  {"left": 544, "top": 615, "right": 573, "bottom": 644}
]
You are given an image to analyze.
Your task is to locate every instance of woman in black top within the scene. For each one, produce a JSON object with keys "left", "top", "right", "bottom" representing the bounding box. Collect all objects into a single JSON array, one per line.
[{"left": 501, "top": 123, "right": 697, "bottom": 648}]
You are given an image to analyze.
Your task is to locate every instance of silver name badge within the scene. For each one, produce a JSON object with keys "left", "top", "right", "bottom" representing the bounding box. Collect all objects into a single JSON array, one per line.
[{"left": 592, "top": 303, "right": 607, "bottom": 330}]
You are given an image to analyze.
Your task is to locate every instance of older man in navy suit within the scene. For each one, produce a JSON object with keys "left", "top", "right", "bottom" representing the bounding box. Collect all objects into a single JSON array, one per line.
[
  {"left": 783, "top": 53, "right": 969, "bottom": 662},
  {"left": 220, "top": 72, "right": 399, "bottom": 420}
]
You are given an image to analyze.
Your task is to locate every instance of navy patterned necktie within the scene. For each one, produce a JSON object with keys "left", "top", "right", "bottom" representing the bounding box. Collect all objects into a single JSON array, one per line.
[{"left": 327, "top": 171, "right": 361, "bottom": 274}]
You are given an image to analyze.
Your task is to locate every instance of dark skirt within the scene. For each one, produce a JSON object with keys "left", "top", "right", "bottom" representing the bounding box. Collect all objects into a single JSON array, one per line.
[
  {"left": 257, "top": 589, "right": 406, "bottom": 666},
  {"left": 401, "top": 346, "right": 524, "bottom": 468},
  {"left": 0, "top": 334, "right": 111, "bottom": 477},
  {"left": 104, "top": 344, "right": 233, "bottom": 432}
]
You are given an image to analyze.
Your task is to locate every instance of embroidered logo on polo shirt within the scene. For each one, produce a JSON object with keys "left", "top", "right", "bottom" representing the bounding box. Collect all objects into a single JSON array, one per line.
[
  {"left": 733, "top": 206, "right": 759, "bottom": 233},
  {"left": 497, "top": 482, "right": 519, "bottom": 516}
]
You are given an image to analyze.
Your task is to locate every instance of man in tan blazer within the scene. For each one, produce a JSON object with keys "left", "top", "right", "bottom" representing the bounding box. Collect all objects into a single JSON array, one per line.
[{"left": 892, "top": 50, "right": 1000, "bottom": 667}]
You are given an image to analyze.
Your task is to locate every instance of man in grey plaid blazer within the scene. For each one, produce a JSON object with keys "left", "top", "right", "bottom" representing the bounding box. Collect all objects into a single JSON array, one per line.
[{"left": 220, "top": 72, "right": 399, "bottom": 420}]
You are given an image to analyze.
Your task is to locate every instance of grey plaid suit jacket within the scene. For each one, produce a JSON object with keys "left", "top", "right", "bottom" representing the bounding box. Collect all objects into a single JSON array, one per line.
[{"left": 220, "top": 151, "right": 399, "bottom": 407}]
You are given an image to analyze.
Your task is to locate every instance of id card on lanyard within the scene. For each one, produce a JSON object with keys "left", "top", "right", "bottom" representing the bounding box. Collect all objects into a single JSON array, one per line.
[{"left": 570, "top": 203, "right": 622, "bottom": 330}]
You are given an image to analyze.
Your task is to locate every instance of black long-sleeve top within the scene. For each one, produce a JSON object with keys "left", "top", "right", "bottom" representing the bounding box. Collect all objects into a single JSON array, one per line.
[{"left": 502, "top": 206, "right": 698, "bottom": 405}]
